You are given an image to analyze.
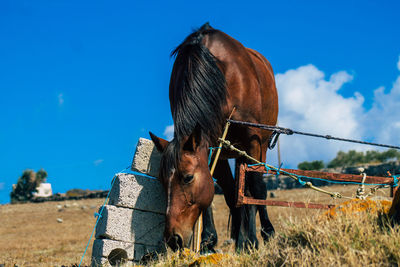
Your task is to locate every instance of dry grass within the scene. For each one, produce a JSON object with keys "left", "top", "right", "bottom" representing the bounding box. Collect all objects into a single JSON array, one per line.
[
  {"left": 153, "top": 185, "right": 400, "bottom": 266},
  {"left": 0, "top": 198, "right": 104, "bottom": 266},
  {"left": 0, "top": 184, "right": 396, "bottom": 266},
  {"left": 154, "top": 196, "right": 400, "bottom": 266}
]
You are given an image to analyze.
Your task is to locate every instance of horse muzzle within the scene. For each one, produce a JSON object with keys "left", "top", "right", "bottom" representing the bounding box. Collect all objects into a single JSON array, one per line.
[{"left": 165, "top": 231, "right": 193, "bottom": 251}]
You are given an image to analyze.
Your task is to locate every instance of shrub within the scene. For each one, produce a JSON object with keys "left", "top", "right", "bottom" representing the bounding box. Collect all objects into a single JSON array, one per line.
[
  {"left": 10, "top": 169, "right": 47, "bottom": 203},
  {"left": 327, "top": 149, "right": 400, "bottom": 168},
  {"left": 298, "top": 160, "right": 324, "bottom": 170}
]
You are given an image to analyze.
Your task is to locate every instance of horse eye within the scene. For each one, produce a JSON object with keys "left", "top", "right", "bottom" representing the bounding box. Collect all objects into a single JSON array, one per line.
[{"left": 183, "top": 174, "right": 194, "bottom": 184}]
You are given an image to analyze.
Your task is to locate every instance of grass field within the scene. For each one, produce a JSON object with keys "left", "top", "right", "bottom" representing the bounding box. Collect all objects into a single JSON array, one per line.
[{"left": 0, "top": 184, "right": 396, "bottom": 266}]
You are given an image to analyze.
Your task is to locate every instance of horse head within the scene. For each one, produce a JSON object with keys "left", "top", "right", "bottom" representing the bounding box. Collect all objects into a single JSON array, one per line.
[{"left": 149, "top": 126, "right": 214, "bottom": 250}]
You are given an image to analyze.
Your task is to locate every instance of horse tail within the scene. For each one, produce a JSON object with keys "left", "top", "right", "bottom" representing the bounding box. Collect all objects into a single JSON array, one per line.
[{"left": 170, "top": 23, "right": 227, "bottom": 142}]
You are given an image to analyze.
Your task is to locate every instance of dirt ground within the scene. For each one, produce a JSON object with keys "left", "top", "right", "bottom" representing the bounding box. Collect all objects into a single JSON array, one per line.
[{"left": 0, "top": 184, "right": 392, "bottom": 266}]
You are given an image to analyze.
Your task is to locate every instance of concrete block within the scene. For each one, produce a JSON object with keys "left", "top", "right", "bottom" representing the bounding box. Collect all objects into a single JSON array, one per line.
[
  {"left": 91, "top": 239, "right": 134, "bottom": 265},
  {"left": 108, "top": 173, "right": 166, "bottom": 214},
  {"left": 95, "top": 205, "right": 165, "bottom": 246},
  {"left": 91, "top": 239, "right": 164, "bottom": 266},
  {"left": 131, "top": 138, "right": 162, "bottom": 178},
  {"left": 91, "top": 257, "right": 135, "bottom": 267},
  {"left": 91, "top": 256, "right": 109, "bottom": 267}
]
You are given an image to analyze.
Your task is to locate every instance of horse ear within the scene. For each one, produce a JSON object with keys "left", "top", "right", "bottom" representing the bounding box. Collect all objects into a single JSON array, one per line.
[
  {"left": 149, "top": 132, "right": 168, "bottom": 153},
  {"left": 183, "top": 124, "right": 202, "bottom": 152}
]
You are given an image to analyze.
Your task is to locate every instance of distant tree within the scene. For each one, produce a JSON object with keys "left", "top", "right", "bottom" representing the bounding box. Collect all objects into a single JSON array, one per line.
[
  {"left": 327, "top": 149, "right": 400, "bottom": 168},
  {"left": 10, "top": 169, "right": 47, "bottom": 204},
  {"left": 298, "top": 160, "right": 325, "bottom": 171},
  {"left": 36, "top": 169, "right": 48, "bottom": 184},
  {"left": 364, "top": 150, "right": 380, "bottom": 163},
  {"left": 327, "top": 151, "right": 346, "bottom": 168},
  {"left": 378, "top": 149, "right": 400, "bottom": 162}
]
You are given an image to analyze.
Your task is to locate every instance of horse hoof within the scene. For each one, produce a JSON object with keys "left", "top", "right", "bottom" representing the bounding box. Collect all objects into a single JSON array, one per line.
[
  {"left": 200, "top": 243, "right": 217, "bottom": 254},
  {"left": 200, "top": 247, "right": 216, "bottom": 255},
  {"left": 261, "top": 228, "right": 275, "bottom": 242},
  {"left": 235, "top": 238, "right": 259, "bottom": 252}
]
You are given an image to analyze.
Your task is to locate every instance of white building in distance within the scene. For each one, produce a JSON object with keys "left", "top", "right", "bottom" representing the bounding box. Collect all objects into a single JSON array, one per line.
[{"left": 33, "top": 183, "right": 53, "bottom": 198}]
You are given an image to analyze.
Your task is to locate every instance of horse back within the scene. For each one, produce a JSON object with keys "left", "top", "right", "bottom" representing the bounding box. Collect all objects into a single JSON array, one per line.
[{"left": 203, "top": 30, "right": 279, "bottom": 148}]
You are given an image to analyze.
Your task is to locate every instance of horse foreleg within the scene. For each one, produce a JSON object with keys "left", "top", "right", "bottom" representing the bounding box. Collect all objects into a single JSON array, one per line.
[
  {"left": 201, "top": 205, "right": 218, "bottom": 253},
  {"left": 198, "top": 159, "right": 235, "bottom": 254}
]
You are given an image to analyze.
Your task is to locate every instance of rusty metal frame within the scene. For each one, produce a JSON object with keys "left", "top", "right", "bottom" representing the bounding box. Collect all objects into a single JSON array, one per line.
[{"left": 235, "top": 163, "right": 399, "bottom": 209}]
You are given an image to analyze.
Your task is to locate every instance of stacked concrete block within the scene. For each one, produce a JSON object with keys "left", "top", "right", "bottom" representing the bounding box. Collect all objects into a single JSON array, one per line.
[
  {"left": 95, "top": 205, "right": 165, "bottom": 244},
  {"left": 91, "top": 138, "right": 166, "bottom": 266},
  {"left": 131, "top": 138, "right": 162, "bottom": 178},
  {"left": 108, "top": 173, "right": 165, "bottom": 214},
  {"left": 91, "top": 239, "right": 134, "bottom": 266}
]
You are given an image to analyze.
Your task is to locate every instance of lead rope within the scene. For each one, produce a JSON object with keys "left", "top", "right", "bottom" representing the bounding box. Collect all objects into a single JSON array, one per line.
[
  {"left": 218, "top": 138, "right": 350, "bottom": 199},
  {"left": 194, "top": 107, "right": 236, "bottom": 252}
]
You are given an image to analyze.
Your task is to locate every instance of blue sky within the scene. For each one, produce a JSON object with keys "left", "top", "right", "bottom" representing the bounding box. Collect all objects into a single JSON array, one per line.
[{"left": 1, "top": 0, "right": 399, "bottom": 204}]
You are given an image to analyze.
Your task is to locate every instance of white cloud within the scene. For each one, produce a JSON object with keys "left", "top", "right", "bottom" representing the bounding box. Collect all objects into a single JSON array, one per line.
[
  {"left": 364, "top": 58, "right": 400, "bottom": 145},
  {"left": 397, "top": 55, "right": 400, "bottom": 71},
  {"left": 58, "top": 93, "right": 64, "bottom": 106},
  {"left": 270, "top": 57, "right": 400, "bottom": 168},
  {"left": 164, "top": 125, "right": 174, "bottom": 141},
  {"left": 271, "top": 64, "right": 366, "bottom": 167},
  {"left": 93, "top": 159, "right": 104, "bottom": 166}
]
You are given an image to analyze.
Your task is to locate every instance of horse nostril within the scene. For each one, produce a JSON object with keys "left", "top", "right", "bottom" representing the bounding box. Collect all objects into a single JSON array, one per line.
[
  {"left": 166, "top": 234, "right": 184, "bottom": 251},
  {"left": 174, "top": 234, "right": 183, "bottom": 248}
]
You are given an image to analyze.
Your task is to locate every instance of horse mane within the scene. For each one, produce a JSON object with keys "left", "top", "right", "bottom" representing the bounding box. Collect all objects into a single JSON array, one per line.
[{"left": 169, "top": 22, "right": 227, "bottom": 143}]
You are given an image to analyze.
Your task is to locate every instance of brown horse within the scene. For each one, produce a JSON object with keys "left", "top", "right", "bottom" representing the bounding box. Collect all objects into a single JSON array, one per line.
[{"left": 150, "top": 23, "right": 278, "bottom": 251}]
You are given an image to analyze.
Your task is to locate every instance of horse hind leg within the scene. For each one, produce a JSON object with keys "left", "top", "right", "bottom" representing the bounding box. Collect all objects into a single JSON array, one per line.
[
  {"left": 246, "top": 136, "right": 275, "bottom": 242},
  {"left": 211, "top": 159, "right": 254, "bottom": 250},
  {"left": 233, "top": 202, "right": 258, "bottom": 251},
  {"left": 259, "top": 206, "right": 275, "bottom": 242},
  {"left": 212, "top": 158, "right": 259, "bottom": 250},
  {"left": 248, "top": 172, "right": 275, "bottom": 241},
  {"left": 231, "top": 158, "right": 260, "bottom": 250}
]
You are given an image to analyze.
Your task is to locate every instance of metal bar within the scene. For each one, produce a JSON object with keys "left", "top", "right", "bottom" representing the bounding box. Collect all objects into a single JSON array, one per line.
[
  {"left": 246, "top": 165, "right": 394, "bottom": 185},
  {"left": 235, "top": 163, "right": 246, "bottom": 207},
  {"left": 240, "top": 197, "right": 334, "bottom": 209},
  {"left": 236, "top": 163, "right": 396, "bottom": 210},
  {"left": 236, "top": 164, "right": 333, "bottom": 209}
]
